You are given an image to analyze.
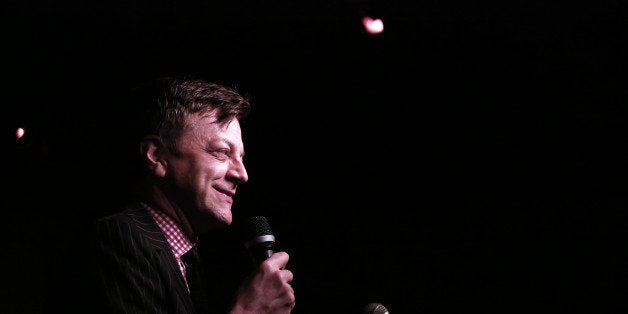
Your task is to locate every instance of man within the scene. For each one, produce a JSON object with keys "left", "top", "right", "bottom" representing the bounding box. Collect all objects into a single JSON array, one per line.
[{"left": 92, "top": 76, "right": 295, "bottom": 313}]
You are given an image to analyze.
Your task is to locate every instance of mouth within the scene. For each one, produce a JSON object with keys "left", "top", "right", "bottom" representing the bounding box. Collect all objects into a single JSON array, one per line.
[
  {"left": 216, "top": 188, "right": 234, "bottom": 197},
  {"left": 215, "top": 187, "right": 235, "bottom": 200}
]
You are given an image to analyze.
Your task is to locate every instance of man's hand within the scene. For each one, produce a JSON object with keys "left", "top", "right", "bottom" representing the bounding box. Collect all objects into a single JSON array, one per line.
[{"left": 230, "top": 251, "right": 295, "bottom": 314}]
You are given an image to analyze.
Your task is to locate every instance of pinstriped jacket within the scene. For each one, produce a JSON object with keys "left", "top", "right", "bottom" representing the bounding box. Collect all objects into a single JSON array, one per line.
[{"left": 93, "top": 202, "right": 196, "bottom": 314}]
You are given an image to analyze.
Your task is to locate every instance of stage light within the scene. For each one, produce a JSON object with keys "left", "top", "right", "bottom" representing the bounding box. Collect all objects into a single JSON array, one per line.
[
  {"left": 362, "top": 16, "right": 384, "bottom": 35},
  {"left": 16, "top": 127, "right": 25, "bottom": 139},
  {"left": 15, "top": 126, "right": 34, "bottom": 150}
]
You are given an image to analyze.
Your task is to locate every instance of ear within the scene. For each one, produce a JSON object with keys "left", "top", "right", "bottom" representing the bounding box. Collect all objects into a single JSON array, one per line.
[{"left": 140, "top": 135, "right": 167, "bottom": 177}]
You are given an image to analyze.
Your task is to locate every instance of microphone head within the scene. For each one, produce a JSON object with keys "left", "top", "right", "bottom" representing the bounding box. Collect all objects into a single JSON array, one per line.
[
  {"left": 363, "top": 303, "right": 390, "bottom": 314},
  {"left": 242, "top": 216, "right": 274, "bottom": 239},
  {"left": 241, "top": 216, "right": 276, "bottom": 265}
]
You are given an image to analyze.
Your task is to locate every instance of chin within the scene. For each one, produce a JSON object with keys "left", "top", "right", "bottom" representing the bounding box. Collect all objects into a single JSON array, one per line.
[{"left": 213, "top": 209, "right": 233, "bottom": 226}]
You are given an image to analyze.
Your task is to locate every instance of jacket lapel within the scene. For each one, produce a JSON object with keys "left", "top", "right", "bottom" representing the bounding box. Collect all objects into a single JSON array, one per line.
[{"left": 127, "top": 204, "right": 196, "bottom": 313}]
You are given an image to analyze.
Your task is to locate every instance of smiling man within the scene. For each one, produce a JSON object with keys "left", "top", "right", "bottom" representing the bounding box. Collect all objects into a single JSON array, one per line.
[{"left": 91, "top": 76, "right": 295, "bottom": 314}]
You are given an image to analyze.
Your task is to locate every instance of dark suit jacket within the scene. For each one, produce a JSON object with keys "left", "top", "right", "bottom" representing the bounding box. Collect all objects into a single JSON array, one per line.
[{"left": 92, "top": 202, "right": 196, "bottom": 314}]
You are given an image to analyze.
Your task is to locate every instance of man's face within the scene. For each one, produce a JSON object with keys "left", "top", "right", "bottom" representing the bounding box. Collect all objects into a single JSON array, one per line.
[{"left": 164, "top": 112, "right": 248, "bottom": 229}]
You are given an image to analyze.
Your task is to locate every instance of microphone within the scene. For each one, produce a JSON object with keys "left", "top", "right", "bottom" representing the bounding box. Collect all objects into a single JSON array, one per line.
[
  {"left": 363, "top": 303, "right": 390, "bottom": 314},
  {"left": 242, "top": 216, "right": 277, "bottom": 265}
]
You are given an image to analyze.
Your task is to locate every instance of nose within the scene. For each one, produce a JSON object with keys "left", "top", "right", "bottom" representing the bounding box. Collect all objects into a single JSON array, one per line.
[{"left": 229, "top": 157, "right": 249, "bottom": 184}]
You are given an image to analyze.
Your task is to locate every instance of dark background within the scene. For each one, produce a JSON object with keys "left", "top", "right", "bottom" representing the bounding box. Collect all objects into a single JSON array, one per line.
[{"left": 4, "top": 1, "right": 628, "bottom": 313}]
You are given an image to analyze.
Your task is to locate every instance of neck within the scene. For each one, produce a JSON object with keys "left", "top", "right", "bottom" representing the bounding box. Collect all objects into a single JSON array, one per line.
[{"left": 141, "top": 183, "right": 198, "bottom": 242}]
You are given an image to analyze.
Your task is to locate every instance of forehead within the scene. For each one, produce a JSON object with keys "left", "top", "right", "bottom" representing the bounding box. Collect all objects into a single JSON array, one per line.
[{"left": 184, "top": 112, "right": 242, "bottom": 139}]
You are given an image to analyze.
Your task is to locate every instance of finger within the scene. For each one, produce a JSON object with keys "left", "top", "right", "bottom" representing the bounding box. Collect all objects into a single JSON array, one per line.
[
  {"left": 283, "top": 285, "right": 296, "bottom": 309},
  {"left": 281, "top": 269, "right": 294, "bottom": 283},
  {"left": 265, "top": 251, "right": 289, "bottom": 269}
]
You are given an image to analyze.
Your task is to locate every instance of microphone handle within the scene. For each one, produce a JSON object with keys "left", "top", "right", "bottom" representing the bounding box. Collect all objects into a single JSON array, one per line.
[{"left": 248, "top": 240, "right": 275, "bottom": 265}]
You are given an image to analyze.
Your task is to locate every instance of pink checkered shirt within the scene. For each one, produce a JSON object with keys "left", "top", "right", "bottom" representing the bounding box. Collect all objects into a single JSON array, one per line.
[{"left": 143, "top": 203, "right": 194, "bottom": 289}]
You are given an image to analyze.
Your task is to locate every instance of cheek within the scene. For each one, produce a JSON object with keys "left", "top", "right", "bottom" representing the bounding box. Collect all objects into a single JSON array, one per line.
[
  {"left": 170, "top": 161, "right": 208, "bottom": 191},
  {"left": 195, "top": 163, "right": 228, "bottom": 184}
]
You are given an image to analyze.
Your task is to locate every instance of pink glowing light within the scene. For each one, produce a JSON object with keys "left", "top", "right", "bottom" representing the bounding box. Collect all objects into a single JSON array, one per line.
[
  {"left": 362, "top": 16, "right": 384, "bottom": 34},
  {"left": 16, "top": 127, "right": 25, "bottom": 139}
]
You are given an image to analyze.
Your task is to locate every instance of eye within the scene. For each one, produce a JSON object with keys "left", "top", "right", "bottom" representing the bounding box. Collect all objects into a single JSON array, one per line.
[{"left": 210, "top": 148, "right": 230, "bottom": 160}]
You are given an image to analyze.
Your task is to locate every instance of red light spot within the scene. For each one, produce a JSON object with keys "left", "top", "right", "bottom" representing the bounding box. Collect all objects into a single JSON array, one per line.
[
  {"left": 362, "top": 16, "right": 384, "bottom": 35},
  {"left": 16, "top": 127, "right": 25, "bottom": 139}
]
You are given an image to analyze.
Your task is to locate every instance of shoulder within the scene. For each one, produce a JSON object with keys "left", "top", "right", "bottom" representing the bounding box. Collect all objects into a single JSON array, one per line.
[
  {"left": 95, "top": 202, "right": 148, "bottom": 224},
  {"left": 92, "top": 201, "right": 172, "bottom": 250},
  {"left": 92, "top": 202, "right": 160, "bottom": 241}
]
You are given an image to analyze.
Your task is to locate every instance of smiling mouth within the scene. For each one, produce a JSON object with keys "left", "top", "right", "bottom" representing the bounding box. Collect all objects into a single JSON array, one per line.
[
  {"left": 217, "top": 189, "right": 235, "bottom": 197},
  {"left": 215, "top": 187, "right": 235, "bottom": 198}
]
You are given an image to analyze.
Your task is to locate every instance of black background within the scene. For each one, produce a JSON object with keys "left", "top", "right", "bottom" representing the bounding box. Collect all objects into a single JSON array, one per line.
[{"left": 4, "top": 1, "right": 628, "bottom": 313}]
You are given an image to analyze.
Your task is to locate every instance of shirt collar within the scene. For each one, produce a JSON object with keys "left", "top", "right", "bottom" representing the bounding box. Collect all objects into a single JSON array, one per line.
[{"left": 143, "top": 202, "right": 195, "bottom": 258}]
